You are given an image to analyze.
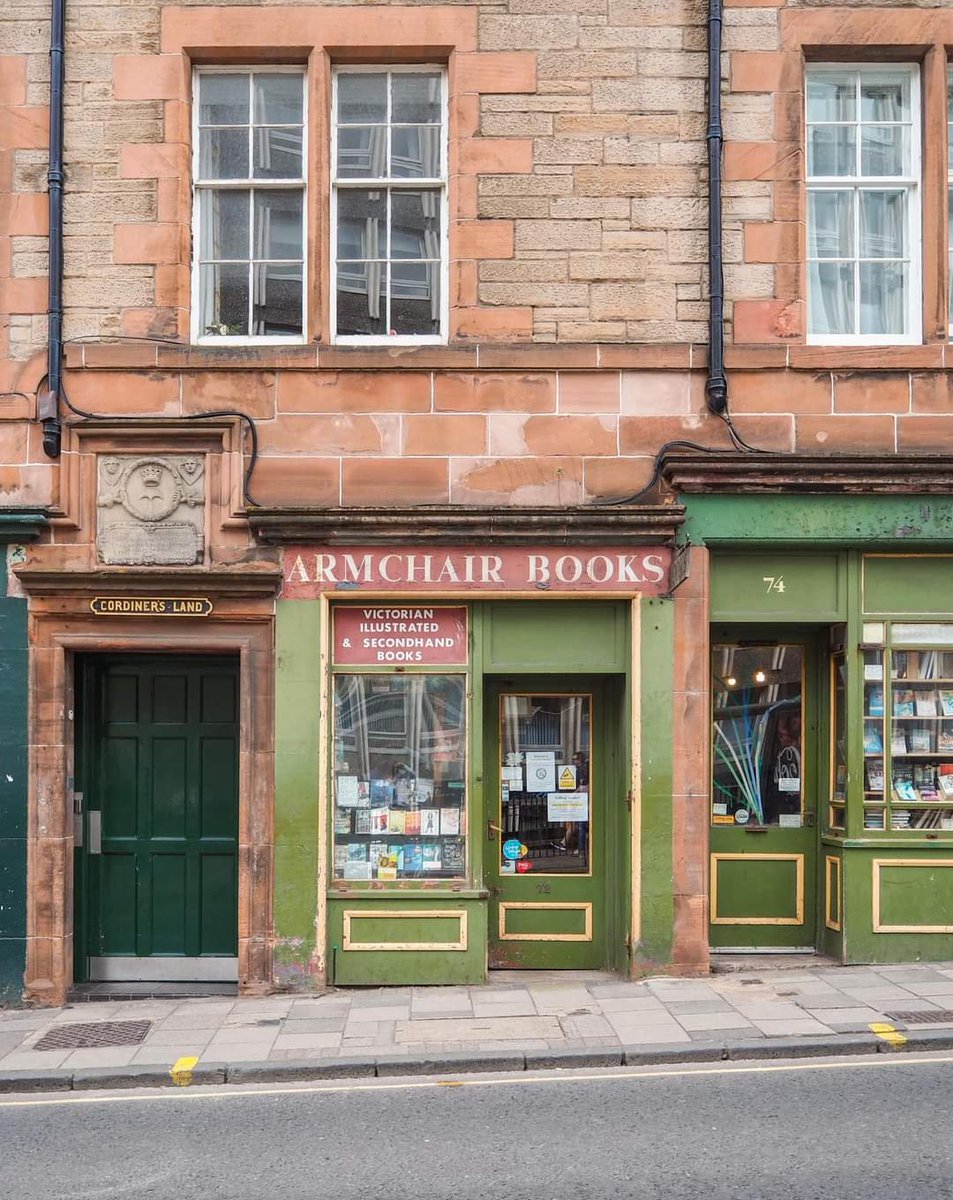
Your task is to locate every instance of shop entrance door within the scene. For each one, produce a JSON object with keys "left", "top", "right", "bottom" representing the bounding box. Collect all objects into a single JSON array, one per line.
[
  {"left": 709, "top": 635, "right": 824, "bottom": 949},
  {"left": 74, "top": 656, "right": 239, "bottom": 982},
  {"left": 485, "top": 678, "right": 614, "bottom": 969}
]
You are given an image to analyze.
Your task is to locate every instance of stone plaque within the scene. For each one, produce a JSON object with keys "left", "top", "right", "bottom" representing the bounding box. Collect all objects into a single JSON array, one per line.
[{"left": 97, "top": 455, "right": 205, "bottom": 566}]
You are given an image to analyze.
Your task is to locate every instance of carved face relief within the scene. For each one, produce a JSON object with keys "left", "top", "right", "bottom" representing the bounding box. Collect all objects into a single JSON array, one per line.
[{"left": 96, "top": 454, "right": 206, "bottom": 566}]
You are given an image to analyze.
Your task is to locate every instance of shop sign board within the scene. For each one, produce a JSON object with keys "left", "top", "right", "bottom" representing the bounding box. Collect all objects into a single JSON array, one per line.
[
  {"left": 90, "top": 596, "right": 213, "bottom": 617},
  {"left": 334, "top": 605, "right": 468, "bottom": 665},
  {"left": 283, "top": 545, "right": 671, "bottom": 598}
]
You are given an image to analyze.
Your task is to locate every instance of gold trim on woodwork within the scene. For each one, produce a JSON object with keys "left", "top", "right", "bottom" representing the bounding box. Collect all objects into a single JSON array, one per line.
[
  {"left": 871, "top": 859, "right": 953, "bottom": 934},
  {"left": 498, "top": 901, "right": 593, "bottom": 942},
  {"left": 825, "top": 855, "right": 842, "bottom": 932},
  {"left": 341, "top": 908, "right": 468, "bottom": 952},
  {"left": 710, "top": 853, "right": 805, "bottom": 926}
]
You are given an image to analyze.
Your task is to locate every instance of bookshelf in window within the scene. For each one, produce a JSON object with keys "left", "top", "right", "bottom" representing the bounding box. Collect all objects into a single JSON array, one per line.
[{"left": 885, "top": 647, "right": 953, "bottom": 833}]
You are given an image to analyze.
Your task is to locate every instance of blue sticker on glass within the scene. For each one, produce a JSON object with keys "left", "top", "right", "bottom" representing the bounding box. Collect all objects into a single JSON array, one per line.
[{"left": 502, "top": 839, "right": 522, "bottom": 861}]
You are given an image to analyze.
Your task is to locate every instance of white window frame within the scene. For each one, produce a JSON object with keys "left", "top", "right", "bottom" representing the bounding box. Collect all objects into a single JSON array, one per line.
[
  {"left": 805, "top": 63, "right": 921, "bottom": 347},
  {"left": 191, "top": 66, "right": 308, "bottom": 346},
  {"left": 331, "top": 65, "right": 449, "bottom": 346}
]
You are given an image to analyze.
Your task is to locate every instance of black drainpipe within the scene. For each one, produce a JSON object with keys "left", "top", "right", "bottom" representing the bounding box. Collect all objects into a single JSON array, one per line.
[
  {"left": 40, "top": 0, "right": 65, "bottom": 458},
  {"left": 705, "top": 0, "right": 728, "bottom": 416}
]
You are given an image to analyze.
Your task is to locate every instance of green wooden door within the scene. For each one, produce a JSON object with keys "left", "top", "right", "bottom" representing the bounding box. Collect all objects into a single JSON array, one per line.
[
  {"left": 709, "top": 635, "right": 824, "bottom": 949},
  {"left": 485, "top": 677, "right": 611, "bottom": 969},
  {"left": 76, "top": 656, "right": 239, "bottom": 982}
]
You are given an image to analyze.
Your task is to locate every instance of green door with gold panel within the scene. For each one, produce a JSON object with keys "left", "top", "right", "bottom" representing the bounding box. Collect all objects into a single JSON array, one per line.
[
  {"left": 709, "top": 635, "right": 824, "bottom": 949},
  {"left": 75, "top": 656, "right": 239, "bottom": 982},
  {"left": 485, "top": 677, "right": 614, "bottom": 969}
]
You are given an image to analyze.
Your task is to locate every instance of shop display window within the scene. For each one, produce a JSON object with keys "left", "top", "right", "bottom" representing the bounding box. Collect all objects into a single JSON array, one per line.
[
  {"left": 830, "top": 651, "right": 847, "bottom": 830},
  {"left": 862, "top": 649, "right": 886, "bottom": 830},
  {"left": 332, "top": 673, "right": 466, "bottom": 880},
  {"left": 884, "top": 645, "right": 953, "bottom": 832}
]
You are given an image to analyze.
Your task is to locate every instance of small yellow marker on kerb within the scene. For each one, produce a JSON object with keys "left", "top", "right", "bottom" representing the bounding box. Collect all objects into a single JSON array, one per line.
[
  {"left": 869, "top": 1022, "right": 908, "bottom": 1048},
  {"left": 170, "top": 1056, "right": 200, "bottom": 1087}
]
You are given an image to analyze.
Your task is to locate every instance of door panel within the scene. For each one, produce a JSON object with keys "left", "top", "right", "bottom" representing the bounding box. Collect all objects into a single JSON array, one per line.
[
  {"left": 77, "top": 656, "right": 239, "bottom": 981},
  {"left": 709, "top": 636, "right": 823, "bottom": 949},
  {"left": 485, "top": 677, "right": 610, "bottom": 970}
]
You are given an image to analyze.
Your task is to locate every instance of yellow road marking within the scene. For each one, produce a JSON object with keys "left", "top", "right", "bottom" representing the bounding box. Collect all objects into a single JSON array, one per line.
[
  {"left": 0, "top": 1051, "right": 951, "bottom": 1110},
  {"left": 169, "top": 1056, "right": 199, "bottom": 1087},
  {"left": 869, "top": 1022, "right": 908, "bottom": 1048}
]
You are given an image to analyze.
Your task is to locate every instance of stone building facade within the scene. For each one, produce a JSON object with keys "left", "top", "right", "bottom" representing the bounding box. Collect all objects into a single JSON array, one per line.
[{"left": 3, "top": 0, "right": 953, "bottom": 1003}]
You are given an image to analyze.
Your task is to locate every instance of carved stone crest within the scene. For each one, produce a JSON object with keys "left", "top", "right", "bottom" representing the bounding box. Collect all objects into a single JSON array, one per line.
[{"left": 97, "top": 455, "right": 205, "bottom": 565}]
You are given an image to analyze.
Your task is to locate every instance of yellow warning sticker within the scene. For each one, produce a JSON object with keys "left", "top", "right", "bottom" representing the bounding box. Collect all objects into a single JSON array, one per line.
[{"left": 558, "top": 765, "right": 577, "bottom": 790}]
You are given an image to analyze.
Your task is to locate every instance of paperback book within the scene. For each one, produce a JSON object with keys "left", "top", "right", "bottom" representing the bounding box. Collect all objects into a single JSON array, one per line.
[{"left": 894, "top": 690, "right": 916, "bottom": 718}]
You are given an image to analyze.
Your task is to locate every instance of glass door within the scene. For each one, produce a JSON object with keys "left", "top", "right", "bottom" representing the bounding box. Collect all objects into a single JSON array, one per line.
[{"left": 709, "top": 638, "right": 822, "bottom": 949}]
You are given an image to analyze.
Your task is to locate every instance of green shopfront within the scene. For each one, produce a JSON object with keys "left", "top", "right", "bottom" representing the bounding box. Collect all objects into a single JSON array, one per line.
[{"left": 670, "top": 462, "right": 953, "bottom": 965}]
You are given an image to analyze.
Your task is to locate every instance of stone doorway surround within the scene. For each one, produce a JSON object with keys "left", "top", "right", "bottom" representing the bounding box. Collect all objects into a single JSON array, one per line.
[{"left": 15, "top": 565, "right": 279, "bottom": 1006}]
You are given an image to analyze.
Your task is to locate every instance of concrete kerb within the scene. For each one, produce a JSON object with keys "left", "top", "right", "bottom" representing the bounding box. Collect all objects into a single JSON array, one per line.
[{"left": 0, "top": 1033, "right": 936, "bottom": 1095}]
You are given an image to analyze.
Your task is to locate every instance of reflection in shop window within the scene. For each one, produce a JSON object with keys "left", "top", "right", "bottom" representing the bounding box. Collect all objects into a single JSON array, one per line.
[
  {"left": 332, "top": 674, "right": 466, "bottom": 880},
  {"left": 711, "top": 646, "right": 804, "bottom": 827}
]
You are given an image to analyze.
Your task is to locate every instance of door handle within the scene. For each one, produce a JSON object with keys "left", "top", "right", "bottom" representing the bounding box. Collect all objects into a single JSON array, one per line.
[
  {"left": 487, "top": 820, "right": 503, "bottom": 840},
  {"left": 88, "top": 811, "right": 102, "bottom": 855}
]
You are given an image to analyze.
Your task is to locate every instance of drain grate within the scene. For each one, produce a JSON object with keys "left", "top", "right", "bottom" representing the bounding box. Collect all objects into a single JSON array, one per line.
[
  {"left": 34, "top": 1019, "right": 152, "bottom": 1051},
  {"left": 884, "top": 1009, "right": 953, "bottom": 1025}
]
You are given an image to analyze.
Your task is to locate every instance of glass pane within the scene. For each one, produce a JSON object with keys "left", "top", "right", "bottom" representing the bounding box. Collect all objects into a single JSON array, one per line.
[
  {"left": 806, "top": 73, "right": 855, "bottom": 122},
  {"left": 861, "top": 125, "right": 904, "bottom": 176},
  {"left": 392, "top": 72, "right": 441, "bottom": 124},
  {"left": 862, "top": 649, "right": 885, "bottom": 828},
  {"left": 808, "top": 190, "right": 853, "bottom": 258},
  {"left": 390, "top": 261, "right": 440, "bottom": 336},
  {"left": 391, "top": 191, "right": 441, "bottom": 258},
  {"left": 254, "top": 73, "right": 303, "bottom": 125},
  {"left": 252, "top": 261, "right": 302, "bottom": 336},
  {"left": 807, "top": 125, "right": 856, "bottom": 177},
  {"left": 860, "top": 261, "right": 905, "bottom": 335},
  {"left": 337, "top": 72, "right": 387, "bottom": 124},
  {"left": 808, "top": 261, "right": 854, "bottom": 336},
  {"left": 199, "top": 126, "right": 249, "bottom": 180},
  {"left": 861, "top": 74, "right": 910, "bottom": 122},
  {"left": 391, "top": 126, "right": 441, "bottom": 178},
  {"left": 336, "top": 126, "right": 388, "bottom": 178},
  {"left": 336, "top": 189, "right": 386, "bottom": 260},
  {"left": 860, "top": 190, "right": 905, "bottom": 258},
  {"left": 254, "top": 127, "right": 303, "bottom": 179},
  {"left": 253, "top": 190, "right": 302, "bottom": 260},
  {"left": 198, "top": 74, "right": 249, "bottom": 126},
  {"left": 499, "top": 695, "right": 591, "bottom": 875},
  {"left": 336, "top": 262, "right": 387, "bottom": 336},
  {"left": 199, "top": 262, "right": 248, "bottom": 336},
  {"left": 332, "top": 674, "right": 467, "bottom": 881},
  {"left": 711, "top": 646, "right": 803, "bottom": 828},
  {"left": 198, "top": 190, "right": 249, "bottom": 261}
]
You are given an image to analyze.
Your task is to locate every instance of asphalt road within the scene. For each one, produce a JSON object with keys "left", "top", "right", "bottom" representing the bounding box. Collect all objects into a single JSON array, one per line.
[{"left": 3, "top": 1055, "right": 953, "bottom": 1200}]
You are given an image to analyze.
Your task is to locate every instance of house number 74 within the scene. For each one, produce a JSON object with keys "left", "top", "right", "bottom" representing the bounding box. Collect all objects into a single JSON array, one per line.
[{"left": 763, "top": 576, "right": 786, "bottom": 594}]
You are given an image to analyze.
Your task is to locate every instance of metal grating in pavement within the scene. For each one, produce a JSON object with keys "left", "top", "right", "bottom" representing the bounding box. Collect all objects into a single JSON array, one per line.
[
  {"left": 884, "top": 1010, "right": 953, "bottom": 1025},
  {"left": 34, "top": 1019, "right": 152, "bottom": 1051}
]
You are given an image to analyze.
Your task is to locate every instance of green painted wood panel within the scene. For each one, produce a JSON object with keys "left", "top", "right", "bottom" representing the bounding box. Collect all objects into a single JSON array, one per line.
[
  {"left": 710, "top": 554, "right": 843, "bottom": 621},
  {"left": 713, "top": 857, "right": 801, "bottom": 921},
  {"left": 346, "top": 915, "right": 464, "bottom": 945},
  {"left": 877, "top": 861, "right": 953, "bottom": 929},
  {"left": 80, "top": 657, "right": 239, "bottom": 967},
  {"left": 863, "top": 555, "right": 953, "bottom": 615},
  {"left": 482, "top": 601, "right": 627, "bottom": 673}
]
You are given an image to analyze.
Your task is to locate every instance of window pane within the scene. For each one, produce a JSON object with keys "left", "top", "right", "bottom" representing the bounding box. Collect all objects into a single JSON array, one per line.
[
  {"left": 807, "top": 125, "right": 856, "bottom": 176},
  {"left": 860, "top": 190, "right": 905, "bottom": 259},
  {"left": 199, "top": 126, "right": 249, "bottom": 180},
  {"left": 332, "top": 674, "right": 467, "bottom": 882},
  {"left": 198, "top": 190, "right": 249, "bottom": 261},
  {"left": 337, "top": 72, "right": 387, "bottom": 124},
  {"left": 254, "top": 127, "right": 303, "bottom": 179},
  {"left": 390, "top": 260, "right": 440, "bottom": 336},
  {"left": 861, "top": 125, "right": 904, "bottom": 176},
  {"left": 391, "top": 73, "right": 441, "bottom": 124},
  {"left": 808, "top": 261, "right": 854, "bottom": 336},
  {"left": 390, "top": 126, "right": 441, "bottom": 178},
  {"left": 860, "top": 261, "right": 906, "bottom": 335},
  {"left": 336, "top": 189, "right": 386, "bottom": 260},
  {"left": 391, "top": 191, "right": 441, "bottom": 258},
  {"left": 253, "top": 190, "right": 303, "bottom": 260},
  {"left": 949, "top": 187, "right": 953, "bottom": 329},
  {"left": 337, "top": 262, "right": 388, "bottom": 336},
  {"left": 253, "top": 262, "right": 302, "bottom": 336},
  {"left": 254, "top": 73, "right": 303, "bottom": 125},
  {"left": 336, "top": 126, "right": 387, "bottom": 178},
  {"left": 860, "top": 74, "right": 910, "bottom": 122},
  {"left": 199, "top": 262, "right": 248, "bottom": 336},
  {"left": 808, "top": 190, "right": 853, "bottom": 258},
  {"left": 806, "top": 74, "right": 855, "bottom": 122},
  {"left": 199, "top": 74, "right": 249, "bottom": 125}
]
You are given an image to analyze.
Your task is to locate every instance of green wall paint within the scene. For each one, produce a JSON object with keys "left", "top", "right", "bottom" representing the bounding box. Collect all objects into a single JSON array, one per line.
[
  {"left": 843, "top": 848, "right": 953, "bottom": 963},
  {"left": 0, "top": 548, "right": 28, "bottom": 1005},
  {"left": 481, "top": 601, "right": 628, "bottom": 673},
  {"left": 863, "top": 555, "right": 953, "bottom": 615},
  {"left": 710, "top": 554, "right": 844, "bottom": 621},
  {"left": 274, "top": 600, "right": 322, "bottom": 989}
]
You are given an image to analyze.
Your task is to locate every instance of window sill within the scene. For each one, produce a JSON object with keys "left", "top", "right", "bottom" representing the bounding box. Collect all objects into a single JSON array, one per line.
[{"left": 328, "top": 885, "right": 489, "bottom": 899}]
